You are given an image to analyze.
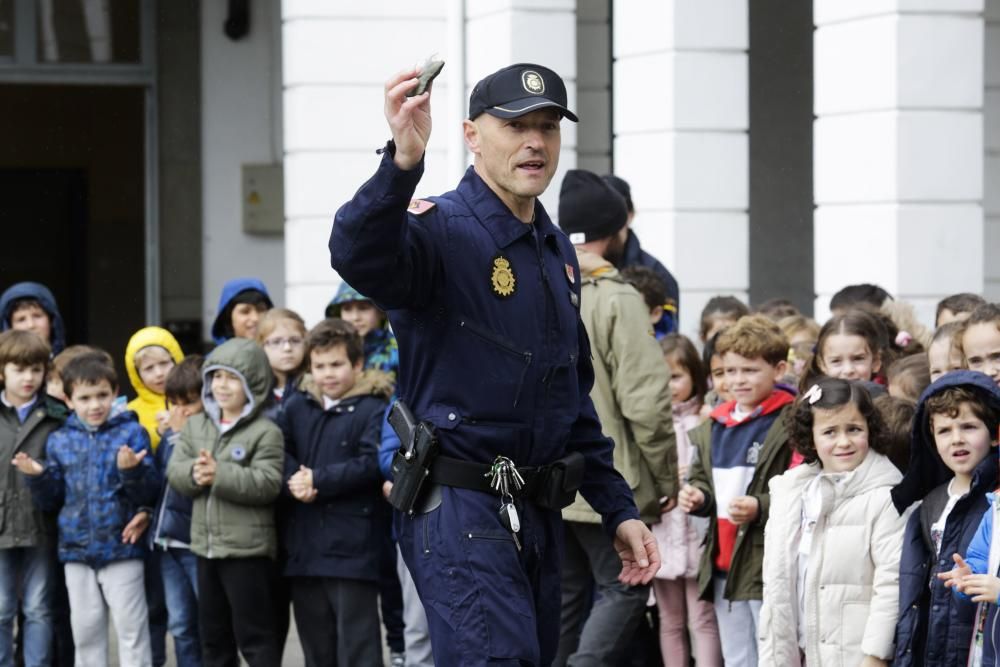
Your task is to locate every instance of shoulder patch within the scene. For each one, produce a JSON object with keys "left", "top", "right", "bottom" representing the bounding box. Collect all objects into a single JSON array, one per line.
[{"left": 408, "top": 199, "right": 436, "bottom": 216}]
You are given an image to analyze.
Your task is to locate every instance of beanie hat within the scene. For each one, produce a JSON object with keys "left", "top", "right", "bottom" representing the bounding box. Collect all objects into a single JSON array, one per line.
[
  {"left": 558, "top": 169, "right": 628, "bottom": 244},
  {"left": 602, "top": 174, "right": 634, "bottom": 214}
]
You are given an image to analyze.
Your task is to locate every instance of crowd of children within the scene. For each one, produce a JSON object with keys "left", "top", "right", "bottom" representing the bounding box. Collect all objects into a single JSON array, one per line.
[{"left": 2, "top": 270, "right": 1000, "bottom": 667}]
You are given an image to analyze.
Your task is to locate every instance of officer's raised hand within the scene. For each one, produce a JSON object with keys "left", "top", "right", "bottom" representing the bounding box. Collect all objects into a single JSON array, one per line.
[
  {"left": 614, "top": 519, "right": 661, "bottom": 585},
  {"left": 384, "top": 67, "right": 432, "bottom": 171}
]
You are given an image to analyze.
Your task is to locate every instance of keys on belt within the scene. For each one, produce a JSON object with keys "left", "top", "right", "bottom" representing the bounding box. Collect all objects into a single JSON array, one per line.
[{"left": 487, "top": 456, "right": 524, "bottom": 551}]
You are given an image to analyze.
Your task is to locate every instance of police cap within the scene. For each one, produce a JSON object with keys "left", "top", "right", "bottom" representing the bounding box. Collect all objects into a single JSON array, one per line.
[{"left": 468, "top": 63, "right": 579, "bottom": 122}]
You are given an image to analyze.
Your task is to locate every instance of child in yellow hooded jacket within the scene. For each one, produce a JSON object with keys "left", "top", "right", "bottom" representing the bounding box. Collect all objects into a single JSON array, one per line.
[{"left": 125, "top": 326, "right": 184, "bottom": 451}]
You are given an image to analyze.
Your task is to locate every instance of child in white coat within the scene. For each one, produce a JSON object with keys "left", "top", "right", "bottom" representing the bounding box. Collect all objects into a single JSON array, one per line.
[{"left": 757, "top": 377, "right": 909, "bottom": 667}]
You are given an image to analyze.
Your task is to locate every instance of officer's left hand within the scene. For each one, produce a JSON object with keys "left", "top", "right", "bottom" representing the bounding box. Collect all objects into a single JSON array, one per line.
[{"left": 613, "top": 519, "right": 660, "bottom": 586}]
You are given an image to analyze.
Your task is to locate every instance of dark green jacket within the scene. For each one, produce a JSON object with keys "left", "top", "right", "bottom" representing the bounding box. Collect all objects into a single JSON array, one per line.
[
  {"left": 167, "top": 339, "right": 284, "bottom": 560},
  {"left": 686, "top": 406, "right": 791, "bottom": 602},
  {"left": 0, "top": 396, "right": 66, "bottom": 548}
]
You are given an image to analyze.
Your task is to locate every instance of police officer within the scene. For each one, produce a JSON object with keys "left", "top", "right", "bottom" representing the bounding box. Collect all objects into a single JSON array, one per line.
[{"left": 329, "top": 62, "right": 660, "bottom": 667}]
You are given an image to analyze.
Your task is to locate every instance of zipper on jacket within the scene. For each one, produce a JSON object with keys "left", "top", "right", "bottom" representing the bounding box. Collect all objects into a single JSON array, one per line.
[{"left": 458, "top": 319, "right": 532, "bottom": 407}]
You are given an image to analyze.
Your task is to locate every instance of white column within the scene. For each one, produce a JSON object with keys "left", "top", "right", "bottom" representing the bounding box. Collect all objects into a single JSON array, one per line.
[
  {"left": 282, "top": 0, "right": 578, "bottom": 323},
  {"left": 986, "top": 0, "right": 1000, "bottom": 301},
  {"left": 813, "top": 1, "right": 985, "bottom": 324},
  {"left": 612, "top": 0, "right": 749, "bottom": 341}
]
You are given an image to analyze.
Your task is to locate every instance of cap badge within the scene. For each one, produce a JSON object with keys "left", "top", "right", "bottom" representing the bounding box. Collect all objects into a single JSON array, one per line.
[
  {"left": 522, "top": 70, "right": 545, "bottom": 95},
  {"left": 491, "top": 255, "right": 516, "bottom": 298}
]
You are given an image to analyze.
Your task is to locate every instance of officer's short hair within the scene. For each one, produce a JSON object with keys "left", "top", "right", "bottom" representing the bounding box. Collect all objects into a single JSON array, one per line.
[{"left": 306, "top": 319, "right": 364, "bottom": 366}]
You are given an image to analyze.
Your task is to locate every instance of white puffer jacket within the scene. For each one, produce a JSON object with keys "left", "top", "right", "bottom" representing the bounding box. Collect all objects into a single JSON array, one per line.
[{"left": 758, "top": 451, "right": 909, "bottom": 667}]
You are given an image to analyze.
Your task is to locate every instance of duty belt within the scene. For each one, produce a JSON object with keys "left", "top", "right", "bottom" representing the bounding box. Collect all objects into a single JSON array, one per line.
[{"left": 428, "top": 452, "right": 584, "bottom": 510}]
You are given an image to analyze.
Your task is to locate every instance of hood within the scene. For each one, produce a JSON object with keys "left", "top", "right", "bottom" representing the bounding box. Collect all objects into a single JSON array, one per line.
[
  {"left": 124, "top": 326, "right": 185, "bottom": 400},
  {"left": 298, "top": 369, "right": 395, "bottom": 405},
  {"left": 201, "top": 337, "right": 272, "bottom": 427},
  {"left": 710, "top": 386, "right": 796, "bottom": 428},
  {"left": 575, "top": 247, "right": 620, "bottom": 280},
  {"left": 210, "top": 278, "right": 273, "bottom": 344},
  {"left": 0, "top": 282, "right": 67, "bottom": 354},
  {"left": 325, "top": 281, "right": 372, "bottom": 318},
  {"left": 892, "top": 370, "right": 1000, "bottom": 513}
]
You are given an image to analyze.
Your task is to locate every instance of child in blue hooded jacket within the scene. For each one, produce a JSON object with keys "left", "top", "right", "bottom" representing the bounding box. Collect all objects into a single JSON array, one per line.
[
  {"left": 0, "top": 282, "right": 67, "bottom": 355},
  {"left": 210, "top": 278, "right": 273, "bottom": 345},
  {"left": 13, "top": 352, "right": 159, "bottom": 667},
  {"left": 893, "top": 370, "right": 1000, "bottom": 667},
  {"left": 326, "top": 282, "right": 399, "bottom": 383}
]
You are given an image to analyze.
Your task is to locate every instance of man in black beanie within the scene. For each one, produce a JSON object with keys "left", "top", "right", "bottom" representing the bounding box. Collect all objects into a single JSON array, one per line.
[
  {"left": 555, "top": 170, "right": 678, "bottom": 666},
  {"left": 330, "top": 64, "right": 660, "bottom": 666}
]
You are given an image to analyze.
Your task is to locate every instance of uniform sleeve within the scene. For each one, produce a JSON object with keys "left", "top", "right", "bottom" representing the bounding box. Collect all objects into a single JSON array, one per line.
[
  {"left": 606, "top": 291, "right": 678, "bottom": 502},
  {"left": 212, "top": 426, "right": 284, "bottom": 506},
  {"left": 166, "top": 421, "right": 204, "bottom": 499},
  {"left": 118, "top": 424, "right": 160, "bottom": 508},
  {"left": 686, "top": 423, "right": 716, "bottom": 519},
  {"left": 311, "top": 405, "right": 382, "bottom": 499},
  {"left": 379, "top": 408, "right": 400, "bottom": 480},
  {"left": 862, "top": 494, "right": 911, "bottom": 659},
  {"left": 329, "top": 153, "right": 441, "bottom": 310},
  {"left": 567, "top": 317, "right": 641, "bottom": 537}
]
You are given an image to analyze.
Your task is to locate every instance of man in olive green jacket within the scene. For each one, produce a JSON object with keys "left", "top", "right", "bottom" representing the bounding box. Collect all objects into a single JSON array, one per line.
[
  {"left": 167, "top": 337, "right": 284, "bottom": 666},
  {"left": 554, "top": 170, "right": 678, "bottom": 666}
]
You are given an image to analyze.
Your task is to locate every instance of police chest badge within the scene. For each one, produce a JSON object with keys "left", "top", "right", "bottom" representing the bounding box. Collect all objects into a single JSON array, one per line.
[{"left": 491, "top": 255, "right": 516, "bottom": 298}]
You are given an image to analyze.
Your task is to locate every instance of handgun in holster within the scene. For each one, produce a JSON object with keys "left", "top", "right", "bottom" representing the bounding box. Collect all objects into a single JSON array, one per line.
[{"left": 387, "top": 400, "right": 440, "bottom": 515}]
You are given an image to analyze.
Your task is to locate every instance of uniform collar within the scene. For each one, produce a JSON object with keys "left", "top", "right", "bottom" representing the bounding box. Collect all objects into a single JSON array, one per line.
[{"left": 456, "top": 166, "right": 558, "bottom": 249}]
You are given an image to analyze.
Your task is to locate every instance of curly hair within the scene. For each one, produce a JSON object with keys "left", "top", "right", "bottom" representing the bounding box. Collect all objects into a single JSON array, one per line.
[
  {"left": 924, "top": 386, "right": 1000, "bottom": 439},
  {"left": 715, "top": 314, "right": 789, "bottom": 367},
  {"left": 785, "top": 377, "right": 890, "bottom": 466}
]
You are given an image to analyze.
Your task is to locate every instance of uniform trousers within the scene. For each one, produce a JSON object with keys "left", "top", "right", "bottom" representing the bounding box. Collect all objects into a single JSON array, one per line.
[{"left": 397, "top": 485, "right": 562, "bottom": 667}]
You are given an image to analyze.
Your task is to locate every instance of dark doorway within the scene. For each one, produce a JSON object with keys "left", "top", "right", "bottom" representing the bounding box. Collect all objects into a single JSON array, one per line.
[
  {"left": 0, "top": 168, "right": 88, "bottom": 343},
  {"left": 748, "top": 0, "right": 814, "bottom": 314},
  {"left": 0, "top": 84, "right": 145, "bottom": 372}
]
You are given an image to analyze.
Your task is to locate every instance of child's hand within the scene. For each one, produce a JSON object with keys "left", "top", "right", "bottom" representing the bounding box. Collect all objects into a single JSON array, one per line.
[
  {"left": 728, "top": 496, "right": 760, "bottom": 525},
  {"left": 192, "top": 449, "right": 216, "bottom": 487},
  {"left": 11, "top": 453, "right": 43, "bottom": 477},
  {"left": 288, "top": 466, "right": 316, "bottom": 503},
  {"left": 937, "top": 553, "right": 973, "bottom": 588},
  {"left": 122, "top": 511, "right": 150, "bottom": 544},
  {"left": 678, "top": 484, "right": 704, "bottom": 513},
  {"left": 155, "top": 410, "right": 170, "bottom": 435},
  {"left": 957, "top": 574, "right": 1000, "bottom": 603},
  {"left": 116, "top": 446, "right": 148, "bottom": 470}
]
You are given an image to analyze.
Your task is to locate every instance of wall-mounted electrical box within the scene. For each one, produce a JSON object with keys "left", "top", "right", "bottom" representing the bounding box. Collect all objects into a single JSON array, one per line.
[{"left": 242, "top": 163, "right": 284, "bottom": 235}]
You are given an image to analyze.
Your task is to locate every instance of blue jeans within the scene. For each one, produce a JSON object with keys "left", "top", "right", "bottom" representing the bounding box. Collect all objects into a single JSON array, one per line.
[
  {"left": 159, "top": 548, "right": 201, "bottom": 667},
  {"left": 0, "top": 547, "right": 54, "bottom": 667}
]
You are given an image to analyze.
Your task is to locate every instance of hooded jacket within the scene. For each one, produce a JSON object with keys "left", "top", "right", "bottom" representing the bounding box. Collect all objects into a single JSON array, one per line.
[
  {"left": 0, "top": 282, "right": 67, "bottom": 354},
  {"left": 561, "top": 248, "right": 677, "bottom": 525},
  {"left": 0, "top": 395, "right": 67, "bottom": 548},
  {"left": 277, "top": 369, "right": 393, "bottom": 580},
  {"left": 893, "top": 371, "right": 1000, "bottom": 667},
  {"left": 125, "top": 326, "right": 185, "bottom": 451},
  {"left": 166, "top": 338, "right": 284, "bottom": 560},
  {"left": 210, "top": 278, "right": 273, "bottom": 345},
  {"left": 26, "top": 410, "right": 160, "bottom": 567},
  {"left": 758, "top": 451, "right": 907, "bottom": 667},
  {"left": 326, "top": 282, "right": 399, "bottom": 382}
]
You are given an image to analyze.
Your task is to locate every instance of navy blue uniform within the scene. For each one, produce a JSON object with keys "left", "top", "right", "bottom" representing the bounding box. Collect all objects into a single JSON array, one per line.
[{"left": 330, "top": 153, "right": 639, "bottom": 666}]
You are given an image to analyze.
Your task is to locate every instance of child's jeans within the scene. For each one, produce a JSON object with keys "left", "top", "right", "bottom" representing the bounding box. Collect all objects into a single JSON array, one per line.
[
  {"left": 653, "top": 576, "right": 723, "bottom": 667},
  {"left": 64, "top": 559, "right": 151, "bottom": 667},
  {"left": 159, "top": 547, "right": 200, "bottom": 667},
  {"left": 0, "top": 546, "right": 54, "bottom": 667},
  {"left": 713, "top": 574, "right": 761, "bottom": 667}
]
